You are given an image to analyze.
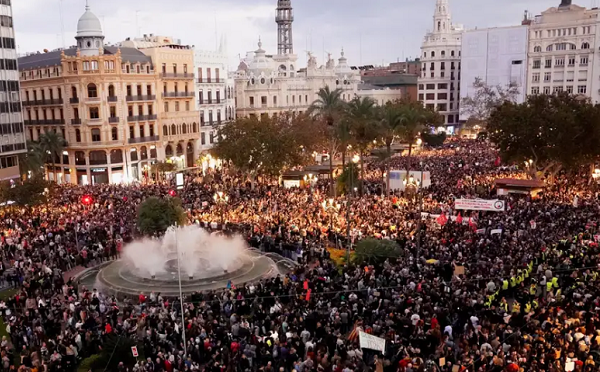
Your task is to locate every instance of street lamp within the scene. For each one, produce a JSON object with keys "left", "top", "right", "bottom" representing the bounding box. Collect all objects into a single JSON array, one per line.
[
  {"left": 322, "top": 198, "right": 341, "bottom": 245},
  {"left": 213, "top": 191, "right": 229, "bottom": 226},
  {"left": 416, "top": 138, "right": 423, "bottom": 146},
  {"left": 303, "top": 173, "right": 317, "bottom": 188}
]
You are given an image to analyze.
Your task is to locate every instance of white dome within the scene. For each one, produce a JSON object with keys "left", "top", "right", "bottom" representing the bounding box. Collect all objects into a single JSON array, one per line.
[
  {"left": 248, "top": 40, "right": 276, "bottom": 73},
  {"left": 76, "top": 5, "right": 103, "bottom": 38}
]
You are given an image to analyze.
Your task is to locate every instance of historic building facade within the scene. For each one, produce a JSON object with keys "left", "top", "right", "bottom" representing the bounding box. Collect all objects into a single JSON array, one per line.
[
  {"left": 18, "top": 6, "right": 200, "bottom": 184},
  {"left": 526, "top": 1, "right": 600, "bottom": 102},
  {"left": 234, "top": 0, "right": 359, "bottom": 119},
  {"left": 194, "top": 38, "right": 235, "bottom": 150},
  {"left": 418, "top": 0, "right": 463, "bottom": 132},
  {"left": 0, "top": 0, "right": 26, "bottom": 181}
]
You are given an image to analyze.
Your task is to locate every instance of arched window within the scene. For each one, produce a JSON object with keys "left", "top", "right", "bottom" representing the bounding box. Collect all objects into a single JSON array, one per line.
[
  {"left": 150, "top": 146, "right": 157, "bottom": 158},
  {"left": 130, "top": 148, "right": 138, "bottom": 161},
  {"left": 110, "top": 149, "right": 123, "bottom": 164},
  {"left": 140, "top": 146, "right": 148, "bottom": 160},
  {"left": 176, "top": 143, "right": 183, "bottom": 156},
  {"left": 111, "top": 127, "right": 118, "bottom": 141},
  {"left": 163, "top": 125, "right": 168, "bottom": 136},
  {"left": 89, "top": 150, "right": 107, "bottom": 165},
  {"left": 71, "top": 86, "right": 78, "bottom": 99},
  {"left": 193, "top": 122, "right": 198, "bottom": 133},
  {"left": 75, "top": 151, "right": 86, "bottom": 165},
  {"left": 546, "top": 45, "right": 553, "bottom": 52},
  {"left": 87, "top": 83, "right": 97, "bottom": 98},
  {"left": 582, "top": 42, "right": 590, "bottom": 49},
  {"left": 570, "top": 43, "right": 577, "bottom": 50},
  {"left": 165, "top": 144, "right": 173, "bottom": 157},
  {"left": 108, "top": 85, "right": 115, "bottom": 97},
  {"left": 171, "top": 124, "right": 176, "bottom": 135},
  {"left": 441, "top": 50, "right": 445, "bottom": 56},
  {"left": 182, "top": 123, "right": 187, "bottom": 134},
  {"left": 533, "top": 46, "right": 542, "bottom": 52},
  {"left": 423, "top": 52, "right": 427, "bottom": 58},
  {"left": 75, "top": 129, "right": 81, "bottom": 142},
  {"left": 431, "top": 51, "right": 435, "bottom": 57},
  {"left": 437, "top": 21, "right": 441, "bottom": 31}
]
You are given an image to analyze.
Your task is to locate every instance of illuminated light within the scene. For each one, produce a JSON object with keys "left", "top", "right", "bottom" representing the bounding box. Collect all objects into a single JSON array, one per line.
[
  {"left": 150, "top": 145, "right": 156, "bottom": 150},
  {"left": 168, "top": 190, "right": 176, "bottom": 197},
  {"left": 81, "top": 195, "right": 93, "bottom": 205},
  {"left": 416, "top": 138, "right": 422, "bottom": 145},
  {"left": 62, "top": 151, "right": 68, "bottom": 155}
]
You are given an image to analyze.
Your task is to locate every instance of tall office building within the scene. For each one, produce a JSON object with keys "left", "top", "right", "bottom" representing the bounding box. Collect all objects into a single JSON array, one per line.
[{"left": 0, "top": 0, "right": 26, "bottom": 180}]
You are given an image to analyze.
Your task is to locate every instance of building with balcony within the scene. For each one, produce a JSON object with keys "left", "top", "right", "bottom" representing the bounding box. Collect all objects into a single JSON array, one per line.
[
  {"left": 194, "top": 37, "right": 235, "bottom": 150},
  {"left": 526, "top": 1, "right": 600, "bottom": 101},
  {"left": 234, "top": 0, "right": 359, "bottom": 119},
  {"left": 18, "top": 6, "right": 200, "bottom": 184},
  {"left": 0, "top": 0, "right": 26, "bottom": 181},
  {"left": 418, "top": 0, "right": 463, "bottom": 133}
]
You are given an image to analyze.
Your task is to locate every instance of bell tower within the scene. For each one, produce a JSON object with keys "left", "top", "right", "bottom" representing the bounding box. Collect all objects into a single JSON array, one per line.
[{"left": 276, "top": 0, "right": 294, "bottom": 55}]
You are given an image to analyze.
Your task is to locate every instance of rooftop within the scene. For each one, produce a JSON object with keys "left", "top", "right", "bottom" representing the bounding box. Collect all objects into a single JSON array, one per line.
[{"left": 18, "top": 47, "right": 153, "bottom": 71}]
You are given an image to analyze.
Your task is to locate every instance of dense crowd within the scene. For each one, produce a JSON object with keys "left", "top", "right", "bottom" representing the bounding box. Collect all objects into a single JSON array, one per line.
[{"left": 0, "top": 139, "right": 599, "bottom": 372}]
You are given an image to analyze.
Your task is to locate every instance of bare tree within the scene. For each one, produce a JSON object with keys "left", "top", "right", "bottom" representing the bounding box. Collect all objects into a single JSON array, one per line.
[{"left": 461, "top": 77, "right": 520, "bottom": 128}]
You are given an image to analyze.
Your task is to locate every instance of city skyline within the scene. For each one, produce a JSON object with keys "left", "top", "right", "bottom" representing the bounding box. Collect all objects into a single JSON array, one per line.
[{"left": 15, "top": 0, "right": 561, "bottom": 68}]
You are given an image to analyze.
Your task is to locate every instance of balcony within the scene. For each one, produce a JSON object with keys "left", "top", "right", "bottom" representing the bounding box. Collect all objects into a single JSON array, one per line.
[
  {"left": 107, "top": 96, "right": 118, "bottom": 102},
  {"left": 197, "top": 78, "right": 224, "bottom": 83},
  {"left": 71, "top": 118, "right": 82, "bottom": 125},
  {"left": 86, "top": 96, "right": 101, "bottom": 102},
  {"left": 199, "top": 99, "right": 219, "bottom": 105},
  {"left": 87, "top": 118, "right": 102, "bottom": 125},
  {"left": 162, "top": 92, "right": 195, "bottom": 98},
  {"left": 160, "top": 72, "right": 191, "bottom": 79},
  {"left": 128, "top": 135, "right": 160, "bottom": 144},
  {"left": 23, "top": 119, "right": 65, "bottom": 125},
  {"left": 23, "top": 98, "right": 64, "bottom": 106},
  {"left": 109, "top": 117, "right": 120, "bottom": 123},
  {"left": 127, "top": 114, "right": 158, "bottom": 122},
  {"left": 126, "top": 95, "right": 156, "bottom": 102}
]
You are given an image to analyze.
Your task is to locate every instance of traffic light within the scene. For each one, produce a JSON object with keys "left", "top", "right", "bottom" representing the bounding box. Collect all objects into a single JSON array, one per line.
[{"left": 81, "top": 195, "right": 93, "bottom": 205}]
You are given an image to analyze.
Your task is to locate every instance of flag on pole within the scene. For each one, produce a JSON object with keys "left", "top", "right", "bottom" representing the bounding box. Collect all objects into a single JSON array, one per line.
[
  {"left": 305, "top": 289, "right": 312, "bottom": 301},
  {"left": 436, "top": 213, "right": 448, "bottom": 226},
  {"left": 456, "top": 213, "right": 463, "bottom": 224}
]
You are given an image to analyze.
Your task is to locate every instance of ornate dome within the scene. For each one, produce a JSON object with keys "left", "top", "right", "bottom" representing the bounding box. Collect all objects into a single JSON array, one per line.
[
  {"left": 248, "top": 39, "right": 276, "bottom": 73},
  {"left": 76, "top": 4, "right": 103, "bottom": 38}
]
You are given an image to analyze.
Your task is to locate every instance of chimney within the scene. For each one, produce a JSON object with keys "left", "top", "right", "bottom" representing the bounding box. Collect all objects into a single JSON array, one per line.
[{"left": 559, "top": 0, "right": 572, "bottom": 7}]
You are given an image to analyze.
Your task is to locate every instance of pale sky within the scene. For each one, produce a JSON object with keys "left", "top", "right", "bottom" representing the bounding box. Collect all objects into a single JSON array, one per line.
[{"left": 13, "top": 0, "right": 568, "bottom": 68}]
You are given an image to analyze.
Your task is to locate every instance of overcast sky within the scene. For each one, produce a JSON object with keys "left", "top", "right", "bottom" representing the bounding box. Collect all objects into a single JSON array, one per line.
[{"left": 14, "top": 0, "right": 568, "bottom": 68}]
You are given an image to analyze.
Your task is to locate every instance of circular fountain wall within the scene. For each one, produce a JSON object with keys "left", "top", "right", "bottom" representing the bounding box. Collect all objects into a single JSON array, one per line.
[{"left": 96, "top": 225, "right": 280, "bottom": 297}]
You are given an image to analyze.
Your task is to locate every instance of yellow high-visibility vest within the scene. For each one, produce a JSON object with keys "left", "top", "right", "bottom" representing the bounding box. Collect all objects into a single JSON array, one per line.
[{"left": 502, "top": 280, "right": 509, "bottom": 290}]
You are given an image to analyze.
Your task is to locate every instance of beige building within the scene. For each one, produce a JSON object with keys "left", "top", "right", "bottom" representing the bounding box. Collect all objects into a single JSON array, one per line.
[
  {"left": 18, "top": 5, "right": 200, "bottom": 184},
  {"left": 527, "top": 1, "right": 600, "bottom": 101}
]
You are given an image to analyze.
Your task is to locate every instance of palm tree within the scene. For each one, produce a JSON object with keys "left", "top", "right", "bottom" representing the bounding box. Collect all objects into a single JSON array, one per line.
[
  {"left": 347, "top": 96, "right": 378, "bottom": 194},
  {"left": 397, "top": 101, "right": 442, "bottom": 176},
  {"left": 38, "top": 131, "right": 66, "bottom": 182},
  {"left": 18, "top": 141, "right": 45, "bottom": 179},
  {"left": 378, "top": 102, "right": 403, "bottom": 195},
  {"left": 309, "top": 86, "right": 345, "bottom": 196}
]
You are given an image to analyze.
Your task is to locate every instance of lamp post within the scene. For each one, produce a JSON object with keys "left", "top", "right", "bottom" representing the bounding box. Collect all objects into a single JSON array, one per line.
[
  {"left": 322, "top": 198, "right": 341, "bottom": 248},
  {"left": 213, "top": 191, "right": 229, "bottom": 227},
  {"left": 347, "top": 154, "right": 360, "bottom": 255}
]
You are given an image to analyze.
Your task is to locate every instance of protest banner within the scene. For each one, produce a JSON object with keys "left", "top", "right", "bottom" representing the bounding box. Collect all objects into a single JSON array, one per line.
[
  {"left": 359, "top": 331, "right": 386, "bottom": 353},
  {"left": 455, "top": 199, "right": 505, "bottom": 212}
]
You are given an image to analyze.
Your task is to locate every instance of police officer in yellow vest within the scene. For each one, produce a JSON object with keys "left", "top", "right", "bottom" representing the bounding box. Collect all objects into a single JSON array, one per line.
[
  {"left": 546, "top": 280, "right": 553, "bottom": 295},
  {"left": 502, "top": 279, "right": 509, "bottom": 291},
  {"left": 524, "top": 302, "right": 532, "bottom": 313},
  {"left": 552, "top": 277, "right": 559, "bottom": 289}
]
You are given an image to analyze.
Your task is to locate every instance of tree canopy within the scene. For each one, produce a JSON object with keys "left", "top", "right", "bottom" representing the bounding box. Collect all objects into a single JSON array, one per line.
[
  {"left": 461, "top": 77, "right": 519, "bottom": 128},
  {"left": 137, "top": 197, "right": 187, "bottom": 236},
  {"left": 353, "top": 238, "right": 401, "bottom": 265},
  {"left": 488, "top": 93, "right": 600, "bottom": 175}
]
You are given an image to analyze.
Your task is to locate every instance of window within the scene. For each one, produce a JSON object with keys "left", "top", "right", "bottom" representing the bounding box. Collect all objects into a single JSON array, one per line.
[
  {"left": 533, "top": 46, "right": 541, "bottom": 52},
  {"left": 425, "top": 93, "right": 435, "bottom": 100},
  {"left": 91, "top": 128, "right": 101, "bottom": 142},
  {"left": 273, "top": 96, "right": 278, "bottom": 105},
  {"left": 175, "top": 102, "right": 179, "bottom": 111},
  {"left": 87, "top": 83, "right": 97, "bottom": 98},
  {"left": 582, "top": 42, "right": 590, "bottom": 49},
  {"left": 580, "top": 56, "right": 589, "bottom": 65},
  {"left": 138, "top": 105, "right": 143, "bottom": 115},
  {"left": 578, "top": 85, "right": 587, "bottom": 94},
  {"left": 544, "top": 72, "right": 551, "bottom": 82},
  {"left": 533, "top": 60, "right": 541, "bottom": 69},
  {"left": 261, "top": 96, "right": 267, "bottom": 105},
  {"left": 89, "top": 107, "right": 99, "bottom": 119},
  {"left": 249, "top": 97, "right": 254, "bottom": 106},
  {"left": 546, "top": 45, "right": 553, "bottom": 52},
  {"left": 437, "top": 83, "right": 448, "bottom": 89},
  {"left": 450, "top": 50, "right": 455, "bottom": 57},
  {"left": 556, "top": 43, "right": 566, "bottom": 51},
  {"left": 418, "top": 93, "right": 424, "bottom": 101},
  {"left": 129, "top": 126, "right": 134, "bottom": 138},
  {"left": 164, "top": 102, "right": 169, "bottom": 112},
  {"left": 532, "top": 73, "right": 540, "bottom": 83},
  {"left": 418, "top": 84, "right": 424, "bottom": 90},
  {"left": 431, "top": 51, "right": 435, "bottom": 57},
  {"left": 437, "top": 103, "right": 447, "bottom": 111},
  {"left": 163, "top": 125, "right": 168, "bottom": 136},
  {"left": 426, "top": 84, "right": 435, "bottom": 90},
  {"left": 112, "top": 127, "right": 118, "bottom": 140},
  {"left": 148, "top": 104, "right": 153, "bottom": 115},
  {"left": 566, "top": 86, "right": 573, "bottom": 94},
  {"left": 185, "top": 101, "right": 189, "bottom": 111},
  {"left": 437, "top": 93, "right": 448, "bottom": 100},
  {"left": 553, "top": 86, "right": 564, "bottom": 93},
  {"left": 543, "top": 86, "right": 550, "bottom": 94},
  {"left": 75, "top": 129, "right": 81, "bottom": 142},
  {"left": 110, "top": 106, "right": 116, "bottom": 117},
  {"left": 201, "top": 132, "right": 206, "bottom": 145},
  {"left": 140, "top": 125, "right": 145, "bottom": 137},
  {"left": 555, "top": 57, "right": 564, "bottom": 66},
  {"left": 568, "top": 57, "right": 576, "bottom": 66},
  {"left": 544, "top": 59, "right": 552, "bottom": 68}
]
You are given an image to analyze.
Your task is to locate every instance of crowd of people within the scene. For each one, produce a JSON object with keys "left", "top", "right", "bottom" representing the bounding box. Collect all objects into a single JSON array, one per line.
[{"left": 0, "top": 139, "right": 599, "bottom": 372}]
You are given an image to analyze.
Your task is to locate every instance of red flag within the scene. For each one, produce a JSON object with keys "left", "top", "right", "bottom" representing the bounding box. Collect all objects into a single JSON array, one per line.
[
  {"left": 468, "top": 218, "right": 477, "bottom": 230},
  {"left": 456, "top": 213, "right": 463, "bottom": 224},
  {"left": 306, "top": 289, "right": 312, "bottom": 301},
  {"left": 436, "top": 213, "right": 448, "bottom": 226},
  {"left": 303, "top": 280, "right": 308, "bottom": 290},
  {"left": 494, "top": 156, "right": 501, "bottom": 167}
]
